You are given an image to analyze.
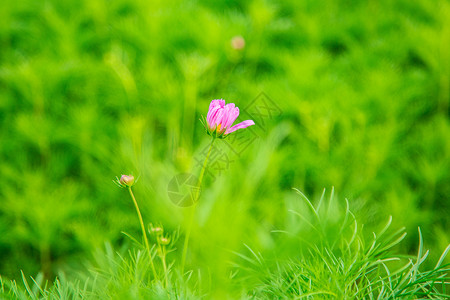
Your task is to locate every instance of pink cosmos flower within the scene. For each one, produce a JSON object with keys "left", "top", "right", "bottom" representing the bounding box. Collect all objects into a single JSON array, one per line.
[{"left": 203, "top": 99, "right": 255, "bottom": 138}]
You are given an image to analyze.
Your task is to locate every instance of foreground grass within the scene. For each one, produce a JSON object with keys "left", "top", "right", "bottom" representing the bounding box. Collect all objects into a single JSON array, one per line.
[
  {"left": 1, "top": 190, "right": 449, "bottom": 299},
  {"left": 239, "top": 190, "right": 450, "bottom": 299}
]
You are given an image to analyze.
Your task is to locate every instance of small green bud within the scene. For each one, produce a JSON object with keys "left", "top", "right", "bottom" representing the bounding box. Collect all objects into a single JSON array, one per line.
[
  {"left": 119, "top": 175, "right": 135, "bottom": 187},
  {"left": 158, "top": 236, "right": 170, "bottom": 246},
  {"left": 151, "top": 227, "right": 163, "bottom": 235}
]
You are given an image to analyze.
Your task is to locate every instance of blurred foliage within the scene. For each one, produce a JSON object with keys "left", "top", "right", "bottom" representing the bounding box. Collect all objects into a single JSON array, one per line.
[{"left": 0, "top": 0, "right": 449, "bottom": 294}]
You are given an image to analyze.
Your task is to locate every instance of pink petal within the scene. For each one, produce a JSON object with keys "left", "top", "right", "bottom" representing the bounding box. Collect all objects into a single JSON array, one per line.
[
  {"left": 226, "top": 107, "right": 240, "bottom": 128},
  {"left": 209, "top": 99, "right": 225, "bottom": 110},
  {"left": 206, "top": 100, "right": 224, "bottom": 126},
  {"left": 222, "top": 103, "right": 239, "bottom": 129},
  {"left": 225, "top": 120, "right": 255, "bottom": 134},
  {"left": 212, "top": 108, "right": 225, "bottom": 130},
  {"left": 207, "top": 106, "right": 221, "bottom": 126}
]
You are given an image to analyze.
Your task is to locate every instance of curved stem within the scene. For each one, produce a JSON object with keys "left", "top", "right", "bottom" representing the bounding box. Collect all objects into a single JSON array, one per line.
[
  {"left": 180, "top": 137, "right": 215, "bottom": 274},
  {"left": 128, "top": 186, "right": 158, "bottom": 279}
]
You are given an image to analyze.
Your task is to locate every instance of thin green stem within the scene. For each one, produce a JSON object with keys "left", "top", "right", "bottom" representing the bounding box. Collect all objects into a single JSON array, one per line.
[
  {"left": 158, "top": 243, "right": 169, "bottom": 288},
  {"left": 196, "top": 138, "right": 216, "bottom": 199},
  {"left": 180, "top": 137, "right": 215, "bottom": 274},
  {"left": 128, "top": 186, "right": 158, "bottom": 280}
]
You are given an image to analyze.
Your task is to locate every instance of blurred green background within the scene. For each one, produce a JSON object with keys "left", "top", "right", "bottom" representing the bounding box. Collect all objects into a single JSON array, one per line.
[{"left": 0, "top": 0, "right": 449, "bottom": 290}]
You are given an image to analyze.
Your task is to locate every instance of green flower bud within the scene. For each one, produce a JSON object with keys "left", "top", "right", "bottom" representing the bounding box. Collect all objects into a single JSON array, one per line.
[{"left": 119, "top": 174, "right": 135, "bottom": 187}]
